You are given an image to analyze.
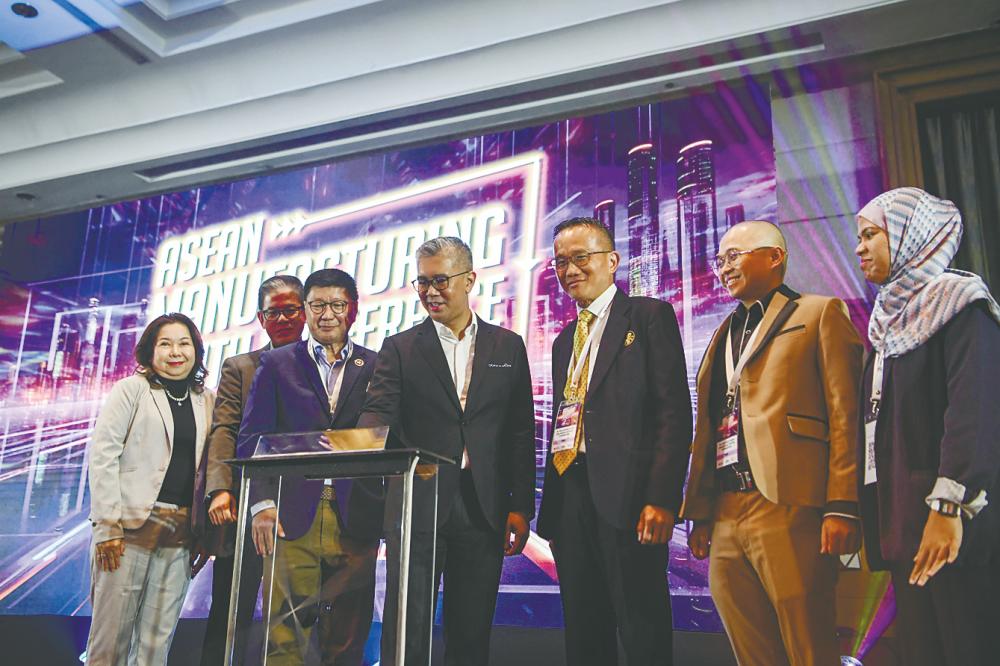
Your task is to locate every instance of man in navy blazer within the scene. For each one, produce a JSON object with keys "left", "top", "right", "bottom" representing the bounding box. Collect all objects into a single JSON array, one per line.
[
  {"left": 537, "top": 217, "right": 692, "bottom": 666},
  {"left": 238, "top": 268, "right": 378, "bottom": 666}
]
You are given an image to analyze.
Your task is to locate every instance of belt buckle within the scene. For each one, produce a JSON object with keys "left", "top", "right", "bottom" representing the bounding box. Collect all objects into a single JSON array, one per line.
[{"left": 735, "top": 469, "right": 753, "bottom": 492}]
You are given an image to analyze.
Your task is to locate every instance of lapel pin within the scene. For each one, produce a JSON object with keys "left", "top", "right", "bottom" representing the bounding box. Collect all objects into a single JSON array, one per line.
[
  {"left": 624, "top": 330, "right": 636, "bottom": 347},
  {"left": 354, "top": 358, "right": 365, "bottom": 367}
]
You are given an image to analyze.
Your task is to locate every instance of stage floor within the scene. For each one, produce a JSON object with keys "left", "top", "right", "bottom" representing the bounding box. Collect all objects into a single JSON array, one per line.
[{"left": 0, "top": 615, "right": 904, "bottom": 665}]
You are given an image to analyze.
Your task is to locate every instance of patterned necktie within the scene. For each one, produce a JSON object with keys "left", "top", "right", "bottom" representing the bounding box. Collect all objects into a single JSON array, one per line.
[{"left": 553, "top": 309, "right": 596, "bottom": 475}]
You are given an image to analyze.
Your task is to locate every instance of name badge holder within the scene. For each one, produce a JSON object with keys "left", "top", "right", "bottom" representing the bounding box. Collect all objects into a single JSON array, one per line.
[
  {"left": 864, "top": 352, "right": 884, "bottom": 486},
  {"left": 552, "top": 313, "right": 600, "bottom": 454},
  {"left": 552, "top": 401, "right": 582, "bottom": 453}
]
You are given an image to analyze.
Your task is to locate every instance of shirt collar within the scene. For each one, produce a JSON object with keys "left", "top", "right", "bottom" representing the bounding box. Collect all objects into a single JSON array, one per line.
[
  {"left": 577, "top": 283, "right": 617, "bottom": 318},
  {"left": 732, "top": 283, "right": 793, "bottom": 325},
  {"left": 432, "top": 312, "right": 478, "bottom": 344},
  {"left": 311, "top": 336, "right": 353, "bottom": 366}
]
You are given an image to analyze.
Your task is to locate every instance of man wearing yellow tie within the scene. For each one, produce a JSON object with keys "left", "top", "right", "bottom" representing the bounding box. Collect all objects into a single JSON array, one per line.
[{"left": 537, "top": 217, "right": 692, "bottom": 666}]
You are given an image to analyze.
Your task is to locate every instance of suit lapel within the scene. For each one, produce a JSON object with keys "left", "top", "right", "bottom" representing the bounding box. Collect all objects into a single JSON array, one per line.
[
  {"left": 696, "top": 314, "right": 732, "bottom": 392},
  {"left": 294, "top": 341, "right": 331, "bottom": 415},
  {"left": 587, "top": 291, "right": 630, "bottom": 395},
  {"left": 740, "top": 290, "right": 799, "bottom": 369},
  {"left": 416, "top": 319, "right": 462, "bottom": 412},
  {"left": 463, "top": 319, "right": 496, "bottom": 414},
  {"left": 191, "top": 390, "right": 207, "bottom": 465},
  {"left": 552, "top": 325, "right": 573, "bottom": 401},
  {"left": 150, "top": 387, "right": 175, "bottom": 454},
  {"left": 332, "top": 348, "right": 366, "bottom": 423}
]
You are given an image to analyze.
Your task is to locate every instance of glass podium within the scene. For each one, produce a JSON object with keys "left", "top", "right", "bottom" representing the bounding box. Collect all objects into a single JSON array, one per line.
[{"left": 224, "top": 427, "right": 452, "bottom": 666}]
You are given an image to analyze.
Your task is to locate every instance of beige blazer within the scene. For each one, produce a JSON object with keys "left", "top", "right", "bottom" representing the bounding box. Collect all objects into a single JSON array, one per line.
[
  {"left": 88, "top": 374, "right": 213, "bottom": 543},
  {"left": 682, "top": 289, "right": 863, "bottom": 521}
]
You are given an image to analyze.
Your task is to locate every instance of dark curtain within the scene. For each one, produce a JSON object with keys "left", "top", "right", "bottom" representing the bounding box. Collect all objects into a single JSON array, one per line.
[{"left": 919, "top": 90, "right": 1000, "bottom": 296}]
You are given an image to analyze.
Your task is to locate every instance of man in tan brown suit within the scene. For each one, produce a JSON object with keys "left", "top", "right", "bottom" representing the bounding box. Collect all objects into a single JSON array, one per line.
[
  {"left": 198, "top": 274, "right": 306, "bottom": 665},
  {"left": 682, "top": 221, "right": 862, "bottom": 666}
]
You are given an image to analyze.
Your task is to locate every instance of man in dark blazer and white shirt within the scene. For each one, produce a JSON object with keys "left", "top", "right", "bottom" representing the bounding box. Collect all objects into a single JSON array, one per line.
[
  {"left": 358, "top": 236, "right": 535, "bottom": 666},
  {"left": 199, "top": 274, "right": 307, "bottom": 666},
  {"left": 238, "top": 268, "right": 379, "bottom": 666},
  {"left": 536, "top": 217, "right": 693, "bottom": 666}
]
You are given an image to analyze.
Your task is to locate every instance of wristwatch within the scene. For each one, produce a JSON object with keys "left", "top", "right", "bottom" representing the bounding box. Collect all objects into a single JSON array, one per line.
[{"left": 928, "top": 499, "right": 961, "bottom": 517}]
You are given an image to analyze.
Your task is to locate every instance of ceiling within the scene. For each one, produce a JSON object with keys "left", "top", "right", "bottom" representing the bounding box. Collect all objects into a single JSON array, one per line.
[{"left": 1, "top": 0, "right": 998, "bottom": 224}]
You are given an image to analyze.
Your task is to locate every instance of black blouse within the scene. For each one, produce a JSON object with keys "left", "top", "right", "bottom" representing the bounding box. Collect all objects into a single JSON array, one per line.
[{"left": 155, "top": 377, "right": 196, "bottom": 507}]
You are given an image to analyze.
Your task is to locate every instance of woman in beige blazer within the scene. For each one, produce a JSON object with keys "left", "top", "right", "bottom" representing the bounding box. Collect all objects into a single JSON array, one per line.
[{"left": 85, "top": 312, "right": 214, "bottom": 666}]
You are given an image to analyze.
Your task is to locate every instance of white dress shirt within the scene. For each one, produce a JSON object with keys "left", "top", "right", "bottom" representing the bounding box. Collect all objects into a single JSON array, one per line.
[
  {"left": 433, "top": 313, "right": 477, "bottom": 467},
  {"left": 568, "top": 283, "right": 617, "bottom": 453}
]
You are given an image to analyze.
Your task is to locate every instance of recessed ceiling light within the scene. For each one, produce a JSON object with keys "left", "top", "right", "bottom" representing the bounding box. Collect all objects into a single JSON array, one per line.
[{"left": 11, "top": 3, "right": 40, "bottom": 19}]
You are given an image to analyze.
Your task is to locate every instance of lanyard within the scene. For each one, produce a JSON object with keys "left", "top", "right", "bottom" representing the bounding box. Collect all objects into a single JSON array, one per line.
[
  {"left": 724, "top": 309, "right": 763, "bottom": 406},
  {"left": 567, "top": 312, "right": 602, "bottom": 395},
  {"left": 317, "top": 340, "right": 352, "bottom": 415},
  {"left": 869, "top": 351, "right": 885, "bottom": 418},
  {"left": 327, "top": 358, "right": 347, "bottom": 414}
]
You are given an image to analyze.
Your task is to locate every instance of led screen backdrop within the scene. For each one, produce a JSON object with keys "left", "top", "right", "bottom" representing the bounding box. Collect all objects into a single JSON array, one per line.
[{"left": 0, "top": 87, "right": 778, "bottom": 639}]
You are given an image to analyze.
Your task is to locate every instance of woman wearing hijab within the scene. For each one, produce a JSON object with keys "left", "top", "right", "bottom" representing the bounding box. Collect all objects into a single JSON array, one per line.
[
  {"left": 85, "top": 313, "right": 214, "bottom": 666},
  {"left": 854, "top": 187, "right": 1000, "bottom": 665}
]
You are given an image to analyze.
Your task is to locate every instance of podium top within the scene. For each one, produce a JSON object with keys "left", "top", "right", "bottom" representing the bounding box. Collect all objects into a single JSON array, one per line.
[
  {"left": 229, "top": 426, "right": 456, "bottom": 478},
  {"left": 228, "top": 448, "right": 455, "bottom": 478}
]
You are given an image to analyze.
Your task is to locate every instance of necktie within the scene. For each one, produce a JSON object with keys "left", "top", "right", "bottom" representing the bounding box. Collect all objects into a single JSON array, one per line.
[{"left": 553, "top": 309, "right": 596, "bottom": 474}]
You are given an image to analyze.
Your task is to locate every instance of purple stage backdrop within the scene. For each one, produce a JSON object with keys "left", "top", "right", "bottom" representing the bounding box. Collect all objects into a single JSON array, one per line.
[{"left": 0, "top": 87, "right": 782, "bottom": 641}]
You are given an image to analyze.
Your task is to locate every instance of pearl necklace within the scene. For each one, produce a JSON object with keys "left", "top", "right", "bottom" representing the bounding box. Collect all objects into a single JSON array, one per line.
[{"left": 164, "top": 385, "right": 189, "bottom": 404}]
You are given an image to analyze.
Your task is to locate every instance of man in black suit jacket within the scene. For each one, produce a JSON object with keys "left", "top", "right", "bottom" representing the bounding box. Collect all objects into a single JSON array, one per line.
[
  {"left": 537, "top": 217, "right": 692, "bottom": 666},
  {"left": 238, "top": 268, "right": 379, "bottom": 666},
  {"left": 358, "top": 236, "right": 535, "bottom": 666},
  {"left": 199, "top": 275, "right": 307, "bottom": 666}
]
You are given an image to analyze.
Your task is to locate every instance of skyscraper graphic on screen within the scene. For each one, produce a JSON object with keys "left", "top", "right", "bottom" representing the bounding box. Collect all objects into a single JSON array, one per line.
[
  {"left": 594, "top": 199, "right": 616, "bottom": 243},
  {"left": 626, "top": 143, "right": 662, "bottom": 297},
  {"left": 725, "top": 204, "right": 746, "bottom": 229},
  {"left": 676, "top": 140, "right": 719, "bottom": 284}
]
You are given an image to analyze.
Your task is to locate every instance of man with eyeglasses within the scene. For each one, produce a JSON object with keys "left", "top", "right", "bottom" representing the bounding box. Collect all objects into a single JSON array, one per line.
[
  {"left": 358, "top": 236, "right": 535, "bottom": 665},
  {"left": 199, "top": 274, "right": 306, "bottom": 666},
  {"left": 536, "top": 217, "right": 692, "bottom": 666},
  {"left": 681, "top": 220, "right": 862, "bottom": 666},
  {"left": 238, "top": 268, "right": 380, "bottom": 666}
]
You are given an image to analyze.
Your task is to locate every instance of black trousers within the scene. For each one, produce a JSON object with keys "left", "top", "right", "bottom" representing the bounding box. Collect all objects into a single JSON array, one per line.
[
  {"left": 200, "top": 524, "right": 263, "bottom": 666},
  {"left": 551, "top": 460, "right": 674, "bottom": 666},
  {"left": 889, "top": 556, "right": 1000, "bottom": 666},
  {"left": 382, "top": 471, "right": 504, "bottom": 666}
]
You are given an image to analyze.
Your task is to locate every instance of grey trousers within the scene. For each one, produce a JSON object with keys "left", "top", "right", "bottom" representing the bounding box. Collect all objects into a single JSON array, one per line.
[{"left": 86, "top": 506, "right": 192, "bottom": 666}]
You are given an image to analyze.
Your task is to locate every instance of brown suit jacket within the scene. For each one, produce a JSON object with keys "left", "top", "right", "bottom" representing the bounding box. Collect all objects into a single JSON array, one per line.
[
  {"left": 682, "top": 289, "right": 863, "bottom": 521},
  {"left": 195, "top": 347, "right": 267, "bottom": 555},
  {"left": 203, "top": 347, "right": 268, "bottom": 497}
]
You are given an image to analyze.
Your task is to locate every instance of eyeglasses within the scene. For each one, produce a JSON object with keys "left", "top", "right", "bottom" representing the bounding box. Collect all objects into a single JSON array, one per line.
[
  {"left": 550, "top": 250, "right": 612, "bottom": 271},
  {"left": 306, "top": 300, "right": 350, "bottom": 315},
  {"left": 260, "top": 306, "right": 303, "bottom": 321},
  {"left": 411, "top": 270, "right": 471, "bottom": 293},
  {"left": 711, "top": 247, "right": 777, "bottom": 276}
]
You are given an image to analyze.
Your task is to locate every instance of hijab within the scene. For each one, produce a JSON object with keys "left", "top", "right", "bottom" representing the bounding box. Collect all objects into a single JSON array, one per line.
[{"left": 858, "top": 187, "right": 1000, "bottom": 357}]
